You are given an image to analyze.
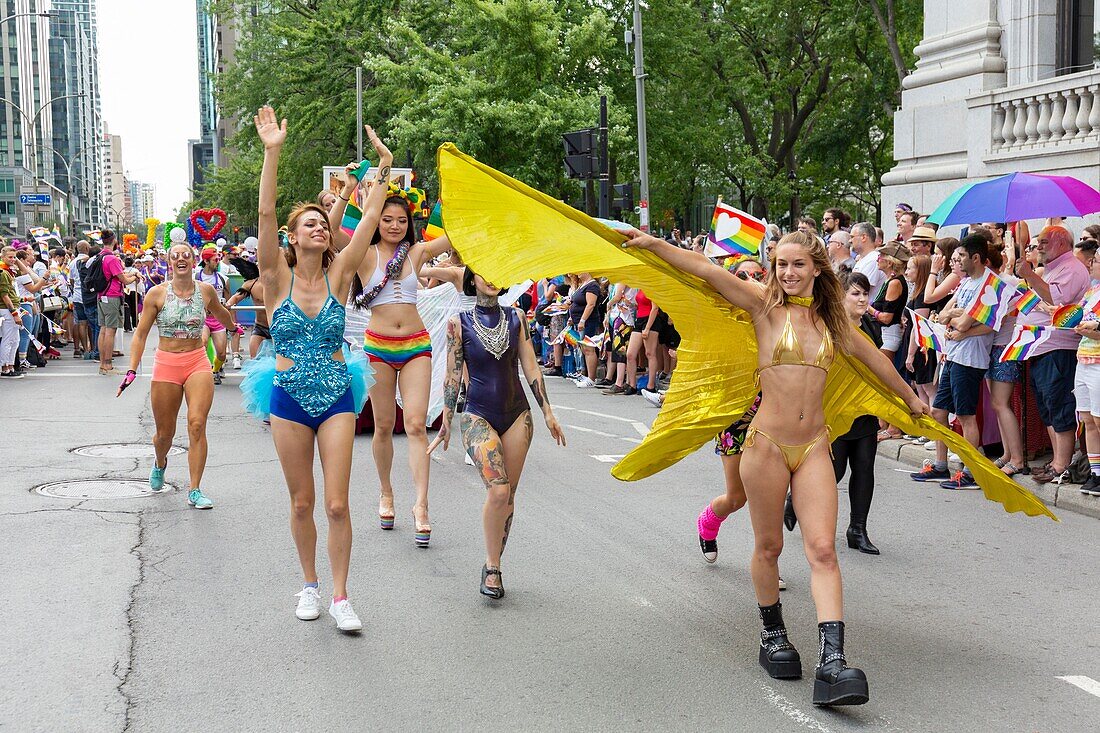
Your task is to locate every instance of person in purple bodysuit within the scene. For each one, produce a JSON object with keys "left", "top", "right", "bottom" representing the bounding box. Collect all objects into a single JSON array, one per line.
[{"left": 433, "top": 268, "right": 566, "bottom": 599}]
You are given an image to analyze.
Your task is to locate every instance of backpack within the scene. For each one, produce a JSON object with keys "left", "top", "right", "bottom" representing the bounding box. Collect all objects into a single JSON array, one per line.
[{"left": 82, "top": 254, "right": 109, "bottom": 296}]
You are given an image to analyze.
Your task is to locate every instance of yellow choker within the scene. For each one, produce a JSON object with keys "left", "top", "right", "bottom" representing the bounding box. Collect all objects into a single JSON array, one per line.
[{"left": 788, "top": 295, "right": 814, "bottom": 307}]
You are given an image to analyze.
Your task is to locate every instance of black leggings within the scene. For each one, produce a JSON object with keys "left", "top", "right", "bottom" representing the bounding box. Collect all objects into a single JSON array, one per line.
[{"left": 831, "top": 432, "right": 877, "bottom": 525}]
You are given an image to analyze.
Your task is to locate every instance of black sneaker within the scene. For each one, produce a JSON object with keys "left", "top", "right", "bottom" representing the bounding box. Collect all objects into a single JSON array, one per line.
[
  {"left": 1079, "top": 474, "right": 1100, "bottom": 495},
  {"left": 939, "top": 471, "right": 979, "bottom": 490},
  {"left": 543, "top": 366, "right": 562, "bottom": 377},
  {"left": 622, "top": 385, "right": 638, "bottom": 396},
  {"left": 1, "top": 371, "right": 24, "bottom": 379},
  {"left": 909, "top": 462, "right": 950, "bottom": 482}
]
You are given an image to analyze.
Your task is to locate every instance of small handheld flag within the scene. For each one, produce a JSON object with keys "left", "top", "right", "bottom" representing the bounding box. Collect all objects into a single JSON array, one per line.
[
  {"left": 340, "top": 186, "right": 363, "bottom": 238},
  {"left": 555, "top": 327, "right": 581, "bottom": 348},
  {"left": 582, "top": 332, "right": 607, "bottom": 349},
  {"left": 1009, "top": 284, "right": 1041, "bottom": 316},
  {"left": 909, "top": 309, "right": 946, "bottom": 353},
  {"left": 1000, "top": 324, "right": 1054, "bottom": 362},
  {"left": 1050, "top": 303, "right": 1084, "bottom": 328},
  {"left": 965, "top": 271, "right": 1009, "bottom": 328},
  {"left": 423, "top": 201, "right": 444, "bottom": 241},
  {"left": 705, "top": 199, "right": 766, "bottom": 257}
]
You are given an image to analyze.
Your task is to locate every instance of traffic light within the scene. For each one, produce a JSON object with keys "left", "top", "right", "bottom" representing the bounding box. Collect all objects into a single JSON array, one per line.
[
  {"left": 562, "top": 128, "right": 598, "bottom": 180},
  {"left": 613, "top": 183, "right": 634, "bottom": 216}
]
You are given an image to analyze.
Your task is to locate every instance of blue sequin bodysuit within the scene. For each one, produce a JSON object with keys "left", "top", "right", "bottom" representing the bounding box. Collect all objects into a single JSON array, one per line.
[{"left": 270, "top": 270, "right": 351, "bottom": 417}]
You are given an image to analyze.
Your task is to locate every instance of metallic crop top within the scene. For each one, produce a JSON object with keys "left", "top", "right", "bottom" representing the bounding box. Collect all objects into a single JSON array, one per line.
[
  {"left": 156, "top": 282, "right": 206, "bottom": 339},
  {"left": 270, "top": 270, "right": 351, "bottom": 416},
  {"left": 755, "top": 297, "right": 834, "bottom": 379}
]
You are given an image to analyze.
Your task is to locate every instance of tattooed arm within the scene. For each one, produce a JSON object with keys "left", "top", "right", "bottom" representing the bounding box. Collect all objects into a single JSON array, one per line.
[
  {"left": 515, "top": 306, "right": 566, "bottom": 446},
  {"left": 437, "top": 315, "right": 465, "bottom": 451}
]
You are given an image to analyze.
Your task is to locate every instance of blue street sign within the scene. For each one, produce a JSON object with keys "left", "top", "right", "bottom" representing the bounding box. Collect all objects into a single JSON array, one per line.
[{"left": 20, "top": 193, "right": 52, "bottom": 206}]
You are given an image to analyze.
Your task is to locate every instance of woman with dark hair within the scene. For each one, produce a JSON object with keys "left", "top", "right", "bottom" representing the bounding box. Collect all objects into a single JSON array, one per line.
[
  {"left": 623, "top": 229, "right": 928, "bottom": 706},
  {"left": 569, "top": 271, "right": 601, "bottom": 387},
  {"left": 244, "top": 106, "right": 385, "bottom": 632},
  {"left": 225, "top": 257, "right": 270, "bottom": 358},
  {"left": 435, "top": 269, "right": 566, "bottom": 598},
  {"left": 350, "top": 182, "right": 453, "bottom": 546}
]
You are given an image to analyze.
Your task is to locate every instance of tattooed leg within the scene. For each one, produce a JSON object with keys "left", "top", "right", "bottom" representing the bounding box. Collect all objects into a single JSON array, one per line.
[
  {"left": 462, "top": 413, "right": 511, "bottom": 583},
  {"left": 497, "top": 411, "right": 534, "bottom": 561}
]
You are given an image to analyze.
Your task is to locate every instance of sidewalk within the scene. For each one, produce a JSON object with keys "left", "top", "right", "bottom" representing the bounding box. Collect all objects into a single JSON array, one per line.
[{"left": 878, "top": 439, "right": 1100, "bottom": 520}]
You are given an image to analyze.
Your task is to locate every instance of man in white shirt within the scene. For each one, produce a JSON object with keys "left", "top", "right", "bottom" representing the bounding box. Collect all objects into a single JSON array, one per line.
[{"left": 851, "top": 222, "right": 885, "bottom": 292}]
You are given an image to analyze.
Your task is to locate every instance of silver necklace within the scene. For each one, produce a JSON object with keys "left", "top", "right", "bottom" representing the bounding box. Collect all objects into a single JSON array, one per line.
[{"left": 471, "top": 307, "right": 510, "bottom": 360}]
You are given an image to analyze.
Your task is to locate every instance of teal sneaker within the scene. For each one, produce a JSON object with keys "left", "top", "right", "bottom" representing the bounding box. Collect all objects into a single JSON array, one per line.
[
  {"left": 187, "top": 489, "right": 214, "bottom": 509},
  {"left": 149, "top": 460, "right": 167, "bottom": 492}
]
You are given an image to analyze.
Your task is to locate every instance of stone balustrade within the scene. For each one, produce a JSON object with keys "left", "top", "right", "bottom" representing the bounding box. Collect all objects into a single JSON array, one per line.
[{"left": 974, "top": 68, "right": 1100, "bottom": 155}]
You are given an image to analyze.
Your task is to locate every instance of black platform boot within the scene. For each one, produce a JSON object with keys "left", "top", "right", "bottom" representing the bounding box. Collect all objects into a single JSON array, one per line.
[
  {"left": 845, "top": 521, "right": 880, "bottom": 555},
  {"left": 758, "top": 601, "right": 802, "bottom": 679},
  {"left": 812, "top": 621, "right": 869, "bottom": 706}
]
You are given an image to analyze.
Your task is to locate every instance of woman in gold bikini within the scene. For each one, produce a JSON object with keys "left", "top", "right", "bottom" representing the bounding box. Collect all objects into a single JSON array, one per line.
[{"left": 623, "top": 230, "right": 928, "bottom": 707}]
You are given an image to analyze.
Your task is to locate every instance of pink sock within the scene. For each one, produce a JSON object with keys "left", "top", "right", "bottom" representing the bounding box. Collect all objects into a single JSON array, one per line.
[
  {"left": 332, "top": 595, "right": 347, "bottom": 603},
  {"left": 697, "top": 504, "right": 726, "bottom": 540}
]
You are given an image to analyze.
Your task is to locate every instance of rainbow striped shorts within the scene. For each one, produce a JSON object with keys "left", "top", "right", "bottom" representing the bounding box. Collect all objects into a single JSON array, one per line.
[{"left": 364, "top": 329, "right": 432, "bottom": 371}]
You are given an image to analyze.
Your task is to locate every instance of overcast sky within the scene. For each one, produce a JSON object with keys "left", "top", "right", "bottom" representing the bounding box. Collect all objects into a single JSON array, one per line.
[{"left": 98, "top": 0, "right": 199, "bottom": 220}]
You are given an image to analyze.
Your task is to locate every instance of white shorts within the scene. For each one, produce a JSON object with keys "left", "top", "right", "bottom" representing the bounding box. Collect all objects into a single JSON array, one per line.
[
  {"left": 880, "top": 324, "right": 902, "bottom": 352},
  {"left": 1073, "top": 362, "right": 1100, "bottom": 416}
]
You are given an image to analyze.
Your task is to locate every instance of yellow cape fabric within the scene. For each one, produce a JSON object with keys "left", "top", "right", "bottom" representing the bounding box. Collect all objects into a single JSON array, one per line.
[{"left": 436, "top": 143, "right": 1056, "bottom": 521}]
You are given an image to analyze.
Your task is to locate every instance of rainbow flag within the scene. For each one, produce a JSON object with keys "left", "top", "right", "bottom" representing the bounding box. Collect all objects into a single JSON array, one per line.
[
  {"left": 423, "top": 201, "right": 444, "bottom": 241},
  {"left": 1000, "top": 325, "right": 1053, "bottom": 362},
  {"left": 582, "top": 332, "right": 607, "bottom": 349},
  {"left": 705, "top": 200, "right": 766, "bottom": 257},
  {"left": 1009, "top": 284, "right": 1041, "bottom": 316},
  {"left": 909, "top": 309, "right": 946, "bottom": 352},
  {"left": 340, "top": 185, "right": 363, "bottom": 238},
  {"left": 1050, "top": 303, "right": 1083, "bottom": 328},
  {"left": 555, "top": 327, "right": 581, "bottom": 348},
  {"left": 965, "top": 271, "right": 1009, "bottom": 328}
]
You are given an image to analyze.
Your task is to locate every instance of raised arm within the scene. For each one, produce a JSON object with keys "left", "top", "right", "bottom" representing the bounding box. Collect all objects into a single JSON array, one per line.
[
  {"left": 848, "top": 324, "right": 928, "bottom": 417},
  {"left": 200, "top": 282, "right": 237, "bottom": 331},
  {"left": 328, "top": 161, "right": 363, "bottom": 251},
  {"left": 254, "top": 106, "right": 289, "bottom": 281},
  {"left": 621, "top": 229, "right": 762, "bottom": 314},
  {"left": 420, "top": 265, "right": 463, "bottom": 289},
  {"left": 329, "top": 126, "right": 394, "bottom": 293},
  {"left": 517, "top": 308, "right": 565, "bottom": 445}
]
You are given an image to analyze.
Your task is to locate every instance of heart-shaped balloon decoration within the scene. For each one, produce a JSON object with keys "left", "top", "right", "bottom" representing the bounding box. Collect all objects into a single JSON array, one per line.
[
  {"left": 714, "top": 211, "right": 742, "bottom": 242},
  {"left": 189, "top": 208, "right": 227, "bottom": 242}
]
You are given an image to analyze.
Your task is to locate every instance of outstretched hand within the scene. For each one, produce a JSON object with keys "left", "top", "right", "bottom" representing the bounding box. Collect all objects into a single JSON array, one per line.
[
  {"left": 427, "top": 421, "right": 451, "bottom": 455},
  {"left": 364, "top": 125, "right": 393, "bottom": 167},
  {"left": 546, "top": 415, "right": 567, "bottom": 446},
  {"left": 620, "top": 229, "right": 663, "bottom": 252},
  {"left": 254, "top": 106, "right": 287, "bottom": 149},
  {"left": 116, "top": 370, "right": 136, "bottom": 398},
  {"left": 906, "top": 395, "right": 930, "bottom": 420}
]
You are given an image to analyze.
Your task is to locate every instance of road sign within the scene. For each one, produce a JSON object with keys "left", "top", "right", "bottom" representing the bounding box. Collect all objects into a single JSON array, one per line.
[{"left": 19, "top": 193, "right": 52, "bottom": 206}]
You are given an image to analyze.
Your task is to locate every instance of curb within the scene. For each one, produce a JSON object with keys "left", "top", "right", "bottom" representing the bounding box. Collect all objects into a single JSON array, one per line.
[{"left": 878, "top": 440, "right": 1100, "bottom": 521}]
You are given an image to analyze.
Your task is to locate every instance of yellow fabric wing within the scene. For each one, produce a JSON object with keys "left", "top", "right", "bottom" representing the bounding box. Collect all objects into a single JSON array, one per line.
[{"left": 436, "top": 143, "right": 1056, "bottom": 521}]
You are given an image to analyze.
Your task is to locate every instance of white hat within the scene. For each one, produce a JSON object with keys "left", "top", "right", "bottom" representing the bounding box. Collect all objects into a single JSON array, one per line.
[{"left": 243, "top": 236, "right": 258, "bottom": 252}]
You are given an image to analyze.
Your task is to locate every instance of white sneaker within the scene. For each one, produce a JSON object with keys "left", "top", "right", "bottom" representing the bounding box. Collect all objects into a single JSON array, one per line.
[
  {"left": 232, "top": 353, "right": 242, "bottom": 370},
  {"left": 640, "top": 389, "right": 663, "bottom": 407},
  {"left": 575, "top": 376, "right": 596, "bottom": 388},
  {"left": 295, "top": 586, "right": 321, "bottom": 620},
  {"left": 328, "top": 598, "right": 363, "bottom": 632},
  {"left": 924, "top": 440, "right": 938, "bottom": 451}
]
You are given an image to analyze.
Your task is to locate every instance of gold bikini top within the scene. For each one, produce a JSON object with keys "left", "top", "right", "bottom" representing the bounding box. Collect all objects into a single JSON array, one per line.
[{"left": 755, "top": 296, "right": 834, "bottom": 378}]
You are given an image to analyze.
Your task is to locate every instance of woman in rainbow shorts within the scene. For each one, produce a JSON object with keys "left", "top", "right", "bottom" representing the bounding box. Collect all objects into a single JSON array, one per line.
[{"left": 349, "top": 183, "right": 453, "bottom": 547}]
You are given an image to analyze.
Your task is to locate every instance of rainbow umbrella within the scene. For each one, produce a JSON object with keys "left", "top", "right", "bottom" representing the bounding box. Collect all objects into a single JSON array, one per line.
[{"left": 927, "top": 172, "right": 1100, "bottom": 226}]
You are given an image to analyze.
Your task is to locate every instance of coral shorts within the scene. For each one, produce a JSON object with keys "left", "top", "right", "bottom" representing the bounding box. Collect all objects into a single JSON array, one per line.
[{"left": 152, "top": 348, "right": 211, "bottom": 385}]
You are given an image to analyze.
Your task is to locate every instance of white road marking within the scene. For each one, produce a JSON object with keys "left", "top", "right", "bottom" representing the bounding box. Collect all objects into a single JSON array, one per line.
[
  {"left": 755, "top": 681, "right": 834, "bottom": 732},
  {"left": 630, "top": 594, "right": 652, "bottom": 607},
  {"left": 565, "top": 424, "right": 641, "bottom": 444},
  {"left": 556, "top": 404, "right": 650, "bottom": 438},
  {"left": 589, "top": 455, "right": 625, "bottom": 463},
  {"left": 1057, "top": 675, "right": 1100, "bottom": 698}
]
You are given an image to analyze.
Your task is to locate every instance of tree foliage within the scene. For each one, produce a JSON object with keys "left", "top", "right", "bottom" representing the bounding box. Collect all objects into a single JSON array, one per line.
[{"left": 199, "top": 0, "right": 921, "bottom": 231}]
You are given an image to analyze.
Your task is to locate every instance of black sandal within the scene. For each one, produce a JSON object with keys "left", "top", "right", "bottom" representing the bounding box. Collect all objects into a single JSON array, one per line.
[{"left": 480, "top": 565, "right": 505, "bottom": 599}]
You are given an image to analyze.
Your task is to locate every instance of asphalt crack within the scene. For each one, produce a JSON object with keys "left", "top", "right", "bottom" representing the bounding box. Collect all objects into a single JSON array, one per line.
[{"left": 114, "top": 510, "right": 147, "bottom": 732}]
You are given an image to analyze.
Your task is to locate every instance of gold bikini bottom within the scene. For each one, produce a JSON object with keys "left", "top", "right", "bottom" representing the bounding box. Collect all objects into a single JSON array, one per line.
[{"left": 744, "top": 426, "right": 832, "bottom": 473}]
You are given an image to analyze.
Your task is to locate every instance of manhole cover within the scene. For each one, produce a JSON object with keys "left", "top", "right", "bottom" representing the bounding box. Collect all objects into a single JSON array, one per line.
[
  {"left": 71, "top": 443, "right": 186, "bottom": 459},
  {"left": 33, "top": 480, "right": 165, "bottom": 500}
]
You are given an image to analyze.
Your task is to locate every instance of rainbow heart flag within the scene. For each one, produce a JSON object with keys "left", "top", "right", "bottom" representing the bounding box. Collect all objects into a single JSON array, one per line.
[
  {"left": 909, "top": 309, "right": 946, "bottom": 352},
  {"left": 1000, "top": 324, "right": 1054, "bottom": 361},
  {"left": 423, "top": 201, "right": 444, "bottom": 241},
  {"left": 1050, "top": 303, "right": 1084, "bottom": 328},
  {"left": 705, "top": 200, "right": 766, "bottom": 257},
  {"left": 1008, "top": 284, "right": 1041, "bottom": 316},
  {"left": 965, "top": 271, "right": 1009, "bottom": 328}
]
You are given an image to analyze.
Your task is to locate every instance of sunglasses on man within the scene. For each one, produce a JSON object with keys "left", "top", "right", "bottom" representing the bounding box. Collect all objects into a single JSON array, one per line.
[{"left": 735, "top": 270, "right": 765, "bottom": 281}]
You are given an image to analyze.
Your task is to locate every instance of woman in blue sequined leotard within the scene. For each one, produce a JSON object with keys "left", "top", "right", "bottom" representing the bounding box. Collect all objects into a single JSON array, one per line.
[
  {"left": 249, "top": 106, "right": 392, "bottom": 633},
  {"left": 435, "top": 271, "right": 566, "bottom": 600}
]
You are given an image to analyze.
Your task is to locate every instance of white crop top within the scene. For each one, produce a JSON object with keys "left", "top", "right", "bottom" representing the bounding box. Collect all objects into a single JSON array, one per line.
[{"left": 364, "top": 261, "right": 419, "bottom": 306}]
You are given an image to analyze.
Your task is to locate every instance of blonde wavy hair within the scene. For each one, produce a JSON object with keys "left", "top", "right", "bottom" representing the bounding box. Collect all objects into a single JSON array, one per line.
[{"left": 760, "top": 231, "right": 851, "bottom": 350}]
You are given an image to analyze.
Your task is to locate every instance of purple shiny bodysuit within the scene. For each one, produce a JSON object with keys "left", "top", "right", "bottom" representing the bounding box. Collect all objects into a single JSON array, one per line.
[{"left": 460, "top": 306, "right": 529, "bottom": 434}]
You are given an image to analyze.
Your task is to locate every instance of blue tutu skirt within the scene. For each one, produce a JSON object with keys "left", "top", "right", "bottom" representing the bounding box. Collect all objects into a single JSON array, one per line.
[{"left": 239, "top": 341, "right": 373, "bottom": 421}]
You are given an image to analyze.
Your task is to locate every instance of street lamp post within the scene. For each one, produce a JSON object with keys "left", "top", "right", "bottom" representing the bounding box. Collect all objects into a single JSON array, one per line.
[
  {"left": 44, "top": 142, "right": 106, "bottom": 235},
  {"left": 626, "top": 0, "right": 650, "bottom": 231},
  {"left": 0, "top": 93, "right": 86, "bottom": 228}
]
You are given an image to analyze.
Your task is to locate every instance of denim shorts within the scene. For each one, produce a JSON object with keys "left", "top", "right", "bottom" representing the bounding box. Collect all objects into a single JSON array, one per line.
[
  {"left": 1029, "top": 350, "right": 1078, "bottom": 433},
  {"left": 986, "top": 344, "right": 1020, "bottom": 383},
  {"left": 932, "top": 361, "right": 986, "bottom": 416}
]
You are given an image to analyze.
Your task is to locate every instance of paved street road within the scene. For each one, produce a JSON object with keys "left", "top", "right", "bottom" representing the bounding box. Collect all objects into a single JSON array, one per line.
[{"left": 3, "top": 357, "right": 1099, "bottom": 732}]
